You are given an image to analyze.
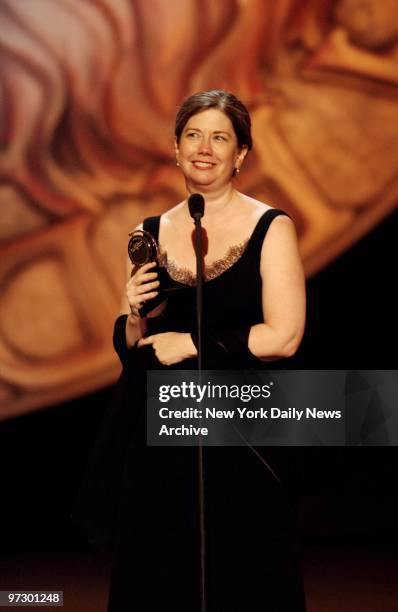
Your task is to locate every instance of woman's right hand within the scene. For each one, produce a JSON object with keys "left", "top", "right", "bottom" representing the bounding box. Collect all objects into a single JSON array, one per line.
[{"left": 126, "top": 261, "right": 159, "bottom": 317}]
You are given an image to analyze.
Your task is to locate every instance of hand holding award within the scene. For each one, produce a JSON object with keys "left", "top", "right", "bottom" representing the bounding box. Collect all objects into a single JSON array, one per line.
[{"left": 127, "top": 229, "right": 173, "bottom": 317}]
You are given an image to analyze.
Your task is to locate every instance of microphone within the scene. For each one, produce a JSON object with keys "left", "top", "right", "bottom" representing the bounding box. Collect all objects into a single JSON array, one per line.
[
  {"left": 188, "top": 191, "right": 206, "bottom": 610},
  {"left": 188, "top": 193, "right": 205, "bottom": 220},
  {"left": 187, "top": 192, "right": 205, "bottom": 369}
]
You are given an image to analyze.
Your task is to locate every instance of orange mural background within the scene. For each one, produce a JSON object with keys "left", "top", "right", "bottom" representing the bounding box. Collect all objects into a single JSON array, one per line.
[{"left": 0, "top": 0, "right": 397, "bottom": 420}]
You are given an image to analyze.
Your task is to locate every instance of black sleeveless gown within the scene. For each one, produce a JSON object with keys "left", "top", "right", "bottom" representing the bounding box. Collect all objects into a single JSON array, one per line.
[{"left": 72, "top": 209, "right": 307, "bottom": 611}]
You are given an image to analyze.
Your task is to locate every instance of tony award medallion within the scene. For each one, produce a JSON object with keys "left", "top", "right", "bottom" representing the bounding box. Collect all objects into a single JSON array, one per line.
[{"left": 127, "top": 229, "right": 179, "bottom": 317}]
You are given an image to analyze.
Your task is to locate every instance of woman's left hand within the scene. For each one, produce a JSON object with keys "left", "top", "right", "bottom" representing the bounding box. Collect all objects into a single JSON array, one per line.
[{"left": 137, "top": 332, "right": 197, "bottom": 365}]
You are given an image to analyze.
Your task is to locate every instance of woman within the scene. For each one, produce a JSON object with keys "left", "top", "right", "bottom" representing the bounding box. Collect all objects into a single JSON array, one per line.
[
  {"left": 124, "top": 92, "right": 304, "bottom": 366},
  {"left": 73, "top": 90, "right": 307, "bottom": 611}
]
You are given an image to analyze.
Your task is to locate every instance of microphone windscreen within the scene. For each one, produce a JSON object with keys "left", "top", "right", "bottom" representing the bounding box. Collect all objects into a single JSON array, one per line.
[{"left": 188, "top": 193, "right": 205, "bottom": 219}]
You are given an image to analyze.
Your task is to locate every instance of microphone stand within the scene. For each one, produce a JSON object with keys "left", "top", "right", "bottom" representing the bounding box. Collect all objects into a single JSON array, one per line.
[
  {"left": 194, "top": 215, "right": 204, "bottom": 370},
  {"left": 192, "top": 212, "right": 206, "bottom": 612},
  {"left": 188, "top": 193, "right": 206, "bottom": 612}
]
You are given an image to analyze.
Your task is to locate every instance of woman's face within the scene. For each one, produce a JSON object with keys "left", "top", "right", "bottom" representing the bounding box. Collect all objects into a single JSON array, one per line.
[{"left": 175, "top": 108, "right": 247, "bottom": 191}]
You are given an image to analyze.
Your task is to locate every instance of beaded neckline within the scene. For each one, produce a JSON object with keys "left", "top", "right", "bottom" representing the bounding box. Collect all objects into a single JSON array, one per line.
[{"left": 158, "top": 239, "right": 249, "bottom": 286}]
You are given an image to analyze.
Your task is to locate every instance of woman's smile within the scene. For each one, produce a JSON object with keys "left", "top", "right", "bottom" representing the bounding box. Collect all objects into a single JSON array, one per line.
[{"left": 191, "top": 160, "right": 216, "bottom": 169}]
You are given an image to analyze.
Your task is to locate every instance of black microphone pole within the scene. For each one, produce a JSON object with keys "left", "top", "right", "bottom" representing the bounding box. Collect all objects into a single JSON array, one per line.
[
  {"left": 188, "top": 193, "right": 205, "bottom": 368},
  {"left": 188, "top": 193, "right": 206, "bottom": 612}
]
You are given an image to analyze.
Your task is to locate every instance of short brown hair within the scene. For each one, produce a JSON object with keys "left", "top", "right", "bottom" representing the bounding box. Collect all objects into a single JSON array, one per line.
[{"left": 175, "top": 90, "right": 252, "bottom": 151}]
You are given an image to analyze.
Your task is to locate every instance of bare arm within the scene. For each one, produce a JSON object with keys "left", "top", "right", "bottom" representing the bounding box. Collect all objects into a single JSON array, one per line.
[{"left": 248, "top": 215, "right": 306, "bottom": 360}]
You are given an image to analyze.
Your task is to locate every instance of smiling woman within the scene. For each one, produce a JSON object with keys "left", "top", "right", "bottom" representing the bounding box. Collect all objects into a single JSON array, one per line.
[
  {"left": 175, "top": 108, "right": 248, "bottom": 191},
  {"left": 73, "top": 90, "right": 307, "bottom": 612},
  {"left": 175, "top": 89, "right": 252, "bottom": 181}
]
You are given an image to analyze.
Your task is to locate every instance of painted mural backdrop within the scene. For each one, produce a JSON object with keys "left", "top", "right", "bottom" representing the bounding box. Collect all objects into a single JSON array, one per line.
[{"left": 0, "top": 0, "right": 397, "bottom": 419}]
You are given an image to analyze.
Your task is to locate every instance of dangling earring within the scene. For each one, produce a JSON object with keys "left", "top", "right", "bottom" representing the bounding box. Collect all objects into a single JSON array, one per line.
[
  {"left": 176, "top": 160, "right": 180, "bottom": 167},
  {"left": 235, "top": 167, "right": 240, "bottom": 174}
]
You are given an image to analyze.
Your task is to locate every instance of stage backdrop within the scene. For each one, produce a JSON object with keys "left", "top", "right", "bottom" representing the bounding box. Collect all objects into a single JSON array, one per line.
[{"left": 0, "top": 0, "right": 397, "bottom": 419}]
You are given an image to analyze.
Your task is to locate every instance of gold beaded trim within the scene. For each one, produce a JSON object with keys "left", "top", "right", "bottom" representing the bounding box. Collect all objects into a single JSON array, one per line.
[{"left": 158, "top": 239, "right": 249, "bottom": 286}]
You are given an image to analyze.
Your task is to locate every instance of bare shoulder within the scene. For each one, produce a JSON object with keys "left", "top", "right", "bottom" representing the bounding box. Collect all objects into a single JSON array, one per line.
[
  {"left": 131, "top": 200, "right": 185, "bottom": 232},
  {"left": 238, "top": 194, "right": 295, "bottom": 231},
  {"left": 129, "top": 202, "right": 186, "bottom": 241},
  {"left": 267, "top": 212, "right": 297, "bottom": 236},
  {"left": 160, "top": 200, "right": 186, "bottom": 224},
  {"left": 260, "top": 211, "right": 301, "bottom": 269},
  {"left": 237, "top": 193, "right": 274, "bottom": 220}
]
